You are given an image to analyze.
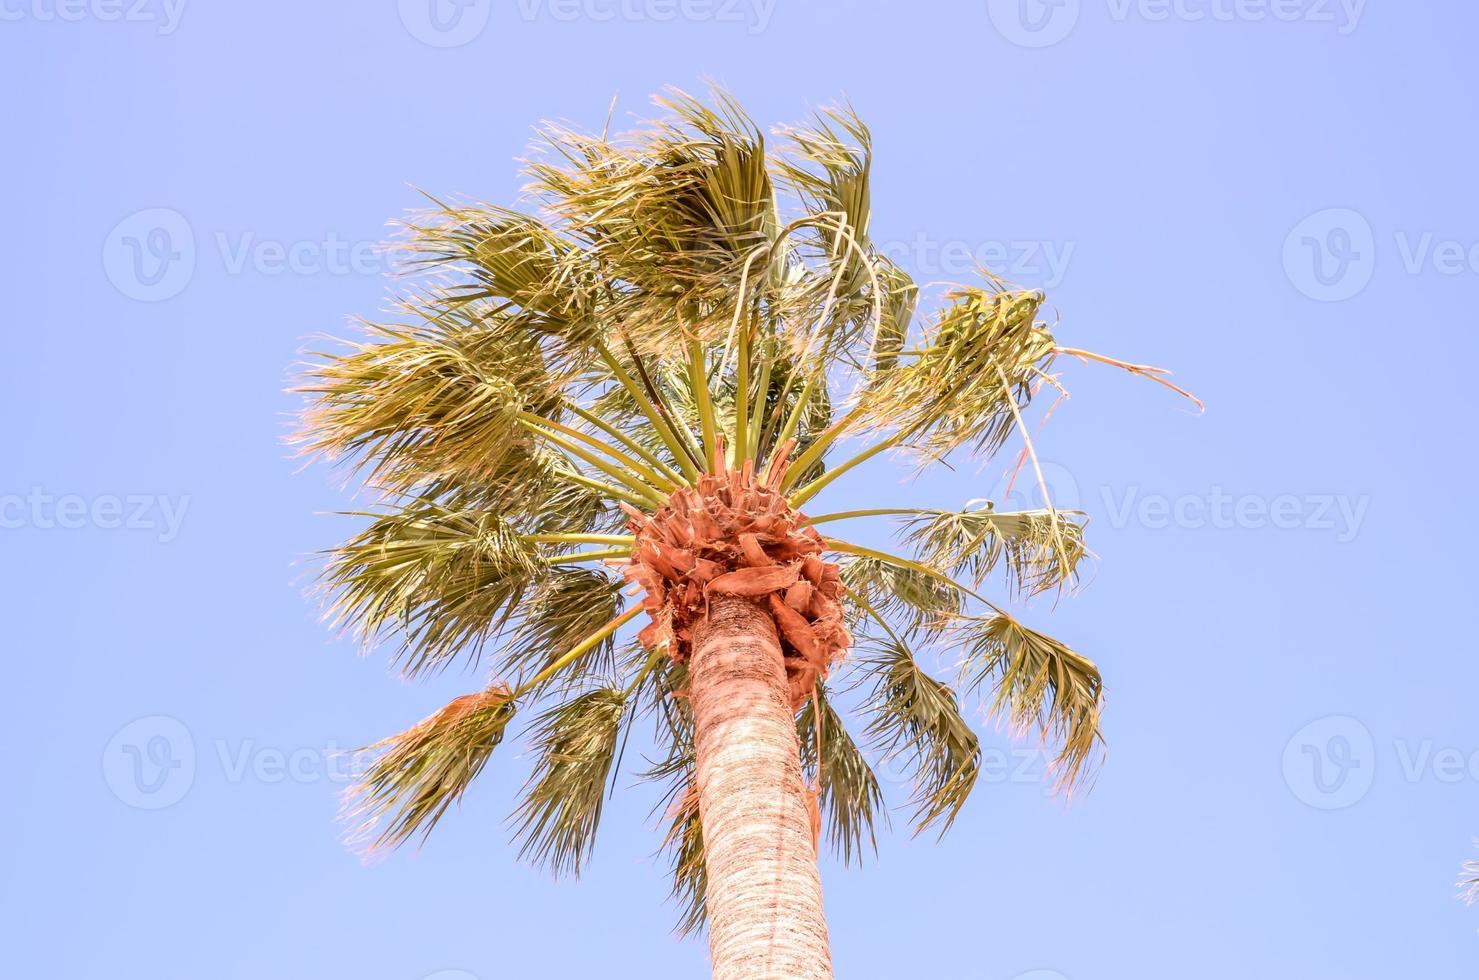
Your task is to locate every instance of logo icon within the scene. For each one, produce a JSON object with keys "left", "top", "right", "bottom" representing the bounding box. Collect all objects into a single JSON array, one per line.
[
  {"left": 985, "top": 0, "right": 1081, "bottom": 48},
  {"left": 1282, "top": 715, "right": 1375, "bottom": 810},
  {"left": 1282, "top": 208, "right": 1376, "bottom": 302},
  {"left": 102, "top": 715, "right": 196, "bottom": 809},
  {"left": 398, "top": 0, "right": 492, "bottom": 47},
  {"left": 102, "top": 208, "right": 195, "bottom": 301}
]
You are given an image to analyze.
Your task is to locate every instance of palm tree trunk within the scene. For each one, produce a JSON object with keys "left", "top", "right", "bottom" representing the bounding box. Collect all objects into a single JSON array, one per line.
[{"left": 689, "top": 593, "right": 833, "bottom": 980}]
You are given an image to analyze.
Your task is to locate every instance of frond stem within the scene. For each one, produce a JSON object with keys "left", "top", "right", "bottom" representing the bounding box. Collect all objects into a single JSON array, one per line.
[
  {"left": 685, "top": 336, "right": 719, "bottom": 470},
  {"left": 771, "top": 370, "right": 820, "bottom": 464},
  {"left": 594, "top": 342, "right": 704, "bottom": 482},
  {"left": 565, "top": 403, "right": 686, "bottom": 487},
  {"left": 519, "top": 417, "right": 668, "bottom": 508},
  {"left": 822, "top": 537, "right": 1002, "bottom": 615},
  {"left": 779, "top": 403, "right": 867, "bottom": 493},
  {"left": 526, "top": 533, "right": 635, "bottom": 547},
  {"left": 1054, "top": 346, "right": 1203, "bottom": 411},
  {"left": 557, "top": 469, "right": 654, "bottom": 512},
  {"left": 518, "top": 412, "right": 677, "bottom": 495},
  {"left": 805, "top": 508, "right": 941, "bottom": 525},
  {"left": 513, "top": 605, "right": 643, "bottom": 697},
  {"left": 746, "top": 333, "right": 776, "bottom": 458},
  {"left": 542, "top": 547, "right": 633, "bottom": 565},
  {"left": 732, "top": 308, "right": 751, "bottom": 465},
  {"left": 788, "top": 430, "right": 907, "bottom": 509}
]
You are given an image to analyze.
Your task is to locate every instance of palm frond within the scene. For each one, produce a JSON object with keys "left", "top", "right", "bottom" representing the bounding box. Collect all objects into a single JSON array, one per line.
[
  {"left": 405, "top": 204, "right": 591, "bottom": 327},
  {"left": 860, "top": 282, "right": 1055, "bottom": 459},
  {"left": 296, "top": 315, "right": 551, "bottom": 491},
  {"left": 321, "top": 500, "right": 541, "bottom": 676},
  {"left": 798, "top": 686, "right": 886, "bottom": 865},
  {"left": 526, "top": 90, "right": 777, "bottom": 356},
  {"left": 512, "top": 687, "right": 628, "bottom": 876},
  {"left": 868, "top": 257, "right": 917, "bottom": 375},
  {"left": 502, "top": 567, "right": 624, "bottom": 684},
  {"left": 775, "top": 103, "right": 871, "bottom": 243},
  {"left": 345, "top": 686, "right": 516, "bottom": 853},
  {"left": 840, "top": 554, "right": 964, "bottom": 633},
  {"left": 955, "top": 613, "right": 1104, "bottom": 791},
  {"left": 903, "top": 503, "right": 1088, "bottom": 596},
  {"left": 656, "top": 87, "right": 777, "bottom": 254},
  {"left": 774, "top": 104, "right": 875, "bottom": 337},
  {"left": 523, "top": 471, "right": 626, "bottom": 536},
  {"left": 861, "top": 635, "right": 980, "bottom": 833}
]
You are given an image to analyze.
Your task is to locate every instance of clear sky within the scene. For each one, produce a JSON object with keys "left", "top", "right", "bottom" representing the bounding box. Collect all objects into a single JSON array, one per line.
[{"left": 3, "top": 2, "right": 1476, "bottom": 978}]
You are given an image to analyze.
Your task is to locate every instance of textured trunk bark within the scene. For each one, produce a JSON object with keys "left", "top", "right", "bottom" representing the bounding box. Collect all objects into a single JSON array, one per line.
[{"left": 690, "top": 593, "right": 833, "bottom": 980}]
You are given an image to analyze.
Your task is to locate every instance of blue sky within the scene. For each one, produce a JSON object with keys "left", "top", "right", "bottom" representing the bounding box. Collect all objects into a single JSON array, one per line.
[{"left": 3, "top": 2, "right": 1476, "bottom": 977}]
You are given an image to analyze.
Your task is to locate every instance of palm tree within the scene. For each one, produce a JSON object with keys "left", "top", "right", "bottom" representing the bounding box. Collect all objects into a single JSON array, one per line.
[{"left": 296, "top": 88, "right": 1192, "bottom": 979}]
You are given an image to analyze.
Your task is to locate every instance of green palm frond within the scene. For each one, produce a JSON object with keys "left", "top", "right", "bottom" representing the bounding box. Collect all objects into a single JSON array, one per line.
[
  {"left": 867, "top": 257, "right": 918, "bottom": 375},
  {"left": 512, "top": 687, "right": 628, "bottom": 876},
  {"left": 527, "top": 102, "right": 774, "bottom": 355},
  {"left": 346, "top": 686, "right": 517, "bottom": 853},
  {"left": 902, "top": 503, "right": 1088, "bottom": 596},
  {"left": 861, "top": 636, "right": 981, "bottom": 834},
  {"left": 955, "top": 613, "right": 1104, "bottom": 791},
  {"left": 502, "top": 568, "right": 624, "bottom": 684},
  {"left": 840, "top": 554, "right": 964, "bottom": 633},
  {"left": 798, "top": 686, "right": 886, "bottom": 865},
  {"left": 297, "top": 317, "right": 540, "bottom": 492},
  {"left": 524, "top": 473, "right": 626, "bottom": 536},
  {"left": 774, "top": 104, "right": 875, "bottom": 343},
  {"left": 407, "top": 205, "right": 581, "bottom": 312},
  {"left": 656, "top": 88, "right": 777, "bottom": 253},
  {"left": 321, "top": 501, "right": 541, "bottom": 676},
  {"left": 774, "top": 103, "right": 871, "bottom": 243},
  {"left": 860, "top": 282, "right": 1055, "bottom": 459}
]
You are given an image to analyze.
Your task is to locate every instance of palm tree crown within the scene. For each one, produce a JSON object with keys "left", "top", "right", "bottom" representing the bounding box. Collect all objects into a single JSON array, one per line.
[{"left": 296, "top": 87, "right": 1192, "bottom": 933}]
